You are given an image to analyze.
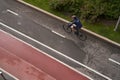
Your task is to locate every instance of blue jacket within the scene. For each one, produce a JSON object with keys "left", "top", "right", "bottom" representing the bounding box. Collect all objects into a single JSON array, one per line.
[{"left": 72, "top": 17, "right": 82, "bottom": 28}]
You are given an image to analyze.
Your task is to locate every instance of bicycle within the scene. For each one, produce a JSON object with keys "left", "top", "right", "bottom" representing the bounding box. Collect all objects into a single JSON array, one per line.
[{"left": 63, "top": 24, "right": 87, "bottom": 41}]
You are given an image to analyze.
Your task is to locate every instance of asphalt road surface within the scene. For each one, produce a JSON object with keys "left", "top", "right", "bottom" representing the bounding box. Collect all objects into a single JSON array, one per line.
[
  {"left": 0, "top": 30, "right": 90, "bottom": 80},
  {"left": 0, "top": 0, "right": 120, "bottom": 80}
]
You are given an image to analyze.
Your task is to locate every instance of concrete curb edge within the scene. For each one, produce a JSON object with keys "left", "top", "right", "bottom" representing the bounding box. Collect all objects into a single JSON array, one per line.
[{"left": 17, "top": 0, "right": 120, "bottom": 47}]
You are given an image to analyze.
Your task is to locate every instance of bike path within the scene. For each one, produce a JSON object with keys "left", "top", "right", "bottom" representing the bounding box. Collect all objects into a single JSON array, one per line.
[
  {"left": 0, "top": 0, "right": 120, "bottom": 80},
  {"left": 0, "top": 8, "right": 86, "bottom": 63},
  {"left": 0, "top": 30, "right": 89, "bottom": 80}
]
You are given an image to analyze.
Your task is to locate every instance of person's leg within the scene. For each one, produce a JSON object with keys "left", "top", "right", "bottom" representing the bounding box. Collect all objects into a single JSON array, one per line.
[
  {"left": 71, "top": 24, "right": 76, "bottom": 31},
  {"left": 74, "top": 27, "right": 79, "bottom": 36}
]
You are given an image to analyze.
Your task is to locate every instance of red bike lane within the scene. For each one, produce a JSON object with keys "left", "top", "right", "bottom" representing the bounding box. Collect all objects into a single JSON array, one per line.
[{"left": 0, "top": 30, "right": 89, "bottom": 80}]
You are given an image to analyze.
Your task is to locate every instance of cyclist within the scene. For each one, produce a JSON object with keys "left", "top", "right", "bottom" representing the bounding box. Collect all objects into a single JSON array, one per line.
[{"left": 68, "top": 15, "right": 82, "bottom": 36}]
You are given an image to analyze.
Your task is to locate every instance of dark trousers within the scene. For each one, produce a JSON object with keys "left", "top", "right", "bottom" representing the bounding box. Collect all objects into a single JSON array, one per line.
[{"left": 74, "top": 27, "right": 80, "bottom": 36}]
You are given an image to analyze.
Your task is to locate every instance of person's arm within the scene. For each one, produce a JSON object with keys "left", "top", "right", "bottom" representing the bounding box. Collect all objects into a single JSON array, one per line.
[{"left": 68, "top": 20, "right": 75, "bottom": 27}]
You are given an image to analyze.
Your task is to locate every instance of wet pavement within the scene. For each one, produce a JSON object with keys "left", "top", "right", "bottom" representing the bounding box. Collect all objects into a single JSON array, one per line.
[
  {"left": 0, "top": 30, "right": 89, "bottom": 80},
  {"left": 0, "top": 0, "right": 120, "bottom": 80}
]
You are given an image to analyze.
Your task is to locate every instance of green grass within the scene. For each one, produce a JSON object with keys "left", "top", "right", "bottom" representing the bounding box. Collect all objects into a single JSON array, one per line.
[
  {"left": 23, "top": 0, "right": 120, "bottom": 44},
  {"left": 84, "top": 22, "right": 120, "bottom": 43},
  {"left": 23, "top": 0, "right": 69, "bottom": 20}
]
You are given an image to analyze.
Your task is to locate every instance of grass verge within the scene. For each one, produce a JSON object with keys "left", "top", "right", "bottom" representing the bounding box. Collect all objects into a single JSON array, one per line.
[{"left": 23, "top": 0, "right": 120, "bottom": 44}]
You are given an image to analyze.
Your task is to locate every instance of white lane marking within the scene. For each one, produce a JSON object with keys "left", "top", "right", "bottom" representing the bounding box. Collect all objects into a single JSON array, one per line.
[
  {"left": 0, "top": 22, "right": 112, "bottom": 80},
  {"left": 0, "top": 71, "right": 2, "bottom": 74},
  {"left": 52, "top": 30, "right": 65, "bottom": 38},
  {"left": 7, "top": 9, "right": 19, "bottom": 16},
  {"left": 0, "top": 68, "right": 19, "bottom": 80},
  {"left": 0, "top": 46, "right": 56, "bottom": 80},
  {"left": 109, "top": 58, "right": 120, "bottom": 66},
  {"left": 0, "top": 30, "right": 92, "bottom": 80}
]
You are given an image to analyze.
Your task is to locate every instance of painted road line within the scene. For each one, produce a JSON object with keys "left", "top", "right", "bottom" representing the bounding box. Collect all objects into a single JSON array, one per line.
[
  {"left": 52, "top": 30, "right": 65, "bottom": 38},
  {"left": 0, "top": 29, "right": 89, "bottom": 80},
  {"left": 17, "top": 0, "right": 69, "bottom": 23},
  {"left": 0, "top": 22, "right": 112, "bottom": 80},
  {"left": 0, "top": 45, "right": 56, "bottom": 80},
  {"left": 109, "top": 58, "right": 120, "bottom": 66},
  {"left": 18, "top": 0, "right": 120, "bottom": 47},
  {"left": 0, "top": 68, "right": 19, "bottom": 80},
  {"left": 7, "top": 9, "right": 19, "bottom": 16},
  {"left": 0, "top": 30, "right": 92, "bottom": 80}
]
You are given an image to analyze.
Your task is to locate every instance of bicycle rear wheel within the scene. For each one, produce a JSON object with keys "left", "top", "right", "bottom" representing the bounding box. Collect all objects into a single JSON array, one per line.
[
  {"left": 63, "top": 24, "right": 72, "bottom": 33},
  {"left": 78, "top": 32, "right": 87, "bottom": 41}
]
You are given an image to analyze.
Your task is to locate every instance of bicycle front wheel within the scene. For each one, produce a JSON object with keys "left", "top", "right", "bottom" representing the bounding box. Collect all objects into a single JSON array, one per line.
[{"left": 63, "top": 24, "right": 72, "bottom": 33}]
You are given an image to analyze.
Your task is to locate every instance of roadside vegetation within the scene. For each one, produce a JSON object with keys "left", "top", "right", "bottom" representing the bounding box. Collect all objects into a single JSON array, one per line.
[{"left": 23, "top": 0, "right": 120, "bottom": 43}]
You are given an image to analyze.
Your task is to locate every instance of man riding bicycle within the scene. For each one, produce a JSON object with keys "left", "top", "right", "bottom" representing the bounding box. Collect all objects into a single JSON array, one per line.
[{"left": 68, "top": 15, "right": 82, "bottom": 36}]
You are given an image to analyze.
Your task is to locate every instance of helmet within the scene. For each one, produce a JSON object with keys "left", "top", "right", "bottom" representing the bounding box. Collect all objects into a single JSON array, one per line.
[
  {"left": 72, "top": 15, "right": 76, "bottom": 18},
  {"left": 72, "top": 15, "right": 76, "bottom": 19}
]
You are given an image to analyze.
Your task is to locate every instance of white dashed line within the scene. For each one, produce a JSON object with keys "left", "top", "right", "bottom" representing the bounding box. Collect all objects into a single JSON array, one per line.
[
  {"left": 109, "top": 58, "right": 120, "bottom": 66},
  {"left": 0, "top": 71, "right": 2, "bottom": 74},
  {"left": 52, "top": 30, "right": 65, "bottom": 38},
  {"left": 0, "top": 22, "right": 112, "bottom": 80},
  {"left": 0, "top": 29, "right": 92, "bottom": 80},
  {"left": 7, "top": 9, "right": 19, "bottom": 16},
  {"left": 0, "top": 68, "right": 19, "bottom": 80}
]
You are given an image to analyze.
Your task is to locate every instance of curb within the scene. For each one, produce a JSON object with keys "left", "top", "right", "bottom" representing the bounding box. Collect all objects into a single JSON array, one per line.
[{"left": 17, "top": 0, "right": 120, "bottom": 47}]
